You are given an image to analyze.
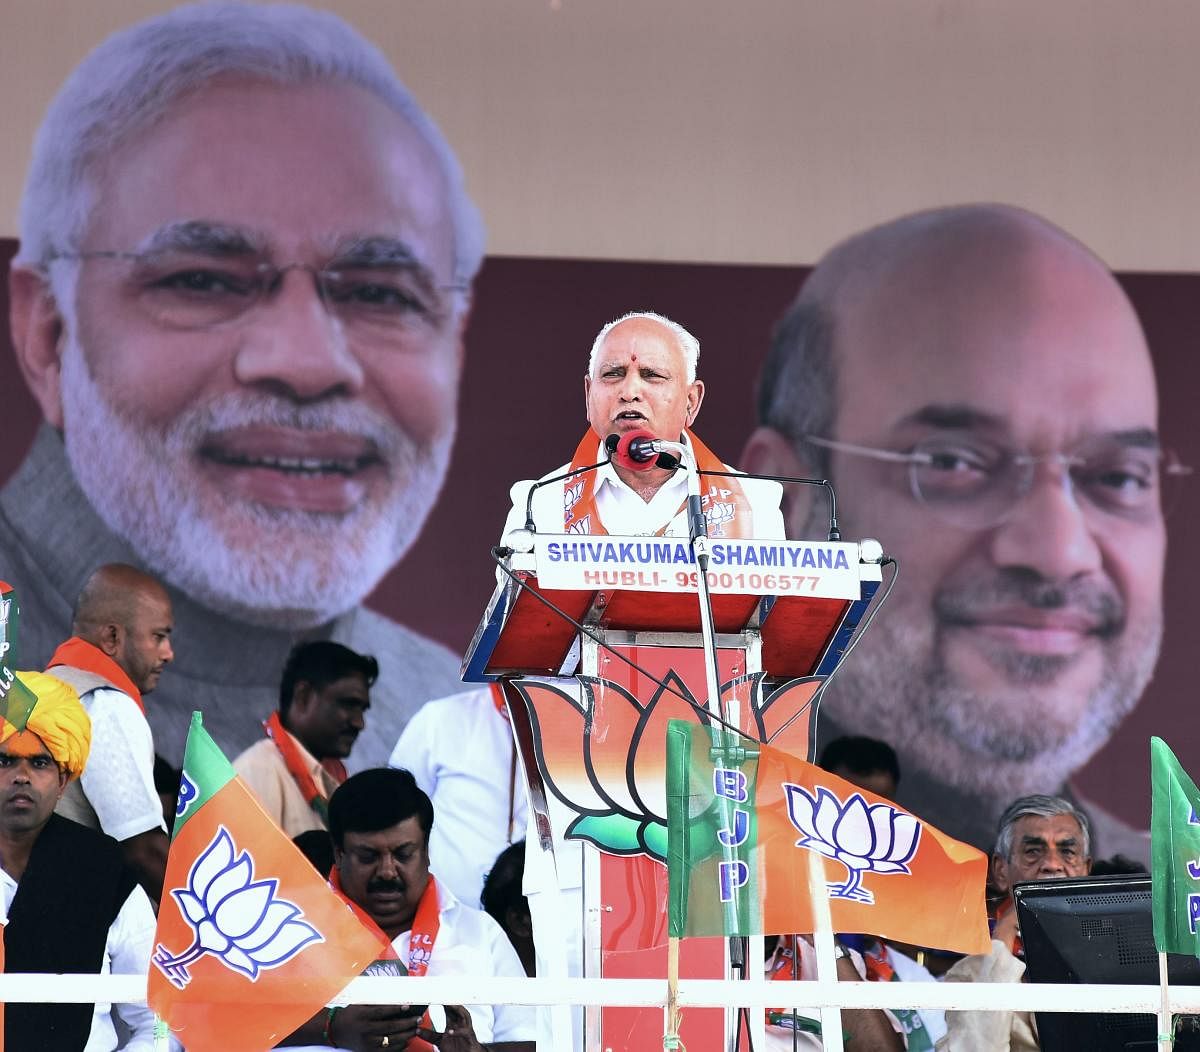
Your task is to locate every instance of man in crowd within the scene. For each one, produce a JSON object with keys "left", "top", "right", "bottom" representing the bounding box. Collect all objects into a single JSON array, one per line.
[
  {"left": 818, "top": 734, "right": 901, "bottom": 800},
  {"left": 498, "top": 310, "right": 785, "bottom": 1048},
  {"left": 283, "top": 768, "right": 535, "bottom": 1051},
  {"left": 47, "top": 563, "right": 172, "bottom": 901},
  {"left": 936, "top": 794, "right": 1092, "bottom": 1051},
  {"left": 481, "top": 840, "right": 535, "bottom": 977},
  {"left": 743, "top": 204, "right": 1169, "bottom": 859},
  {"left": 235, "top": 641, "right": 378, "bottom": 837},
  {"left": 2, "top": 2, "right": 482, "bottom": 767},
  {"left": 389, "top": 683, "right": 526, "bottom": 910},
  {"left": 0, "top": 671, "right": 162, "bottom": 1050}
]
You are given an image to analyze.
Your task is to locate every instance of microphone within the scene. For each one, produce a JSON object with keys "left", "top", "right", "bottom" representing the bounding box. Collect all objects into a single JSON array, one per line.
[
  {"left": 522, "top": 447, "right": 615, "bottom": 533},
  {"left": 613, "top": 429, "right": 684, "bottom": 472}
]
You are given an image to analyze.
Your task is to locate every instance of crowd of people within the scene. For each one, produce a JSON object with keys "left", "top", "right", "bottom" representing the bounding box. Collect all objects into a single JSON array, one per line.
[{"left": 0, "top": 2, "right": 1185, "bottom": 1051}]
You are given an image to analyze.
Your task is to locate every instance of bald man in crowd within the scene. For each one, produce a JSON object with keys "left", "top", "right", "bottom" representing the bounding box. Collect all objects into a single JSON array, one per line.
[
  {"left": 0, "top": 671, "right": 162, "bottom": 1050},
  {"left": 743, "top": 204, "right": 1170, "bottom": 858},
  {"left": 46, "top": 563, "right": 173, "bottom": 900}
]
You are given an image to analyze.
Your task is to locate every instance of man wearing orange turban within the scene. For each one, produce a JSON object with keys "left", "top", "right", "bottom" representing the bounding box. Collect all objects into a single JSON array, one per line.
[{"left": 0, "top": 672, "right": 165, "bottom": 1050}]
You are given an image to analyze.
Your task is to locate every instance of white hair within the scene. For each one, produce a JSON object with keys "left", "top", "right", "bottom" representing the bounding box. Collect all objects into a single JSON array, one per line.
[
  {"left": 16, "top": 1, "right": 485, "bottom": 285},
  {"left": 588, "top": 310, "right": 700, "bottom": 383}
]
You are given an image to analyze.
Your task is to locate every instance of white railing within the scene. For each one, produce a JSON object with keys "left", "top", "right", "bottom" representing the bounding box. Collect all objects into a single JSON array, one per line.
[{"left": 3, "top": 972, "right": 1199, "bottom": 1046}]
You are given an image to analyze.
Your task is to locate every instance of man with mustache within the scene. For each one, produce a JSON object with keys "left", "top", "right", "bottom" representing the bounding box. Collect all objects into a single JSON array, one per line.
[
  {"left": 47, "top": 563, "right": 174, "bottom": 902},
  {"left": 2, "top": 3, "right": 481, "bottom": 768},
  {"left": 282, "top": 768, "right": 535, "bottom": 1051},
  {"left": 741, "top": 204, "right": 1169, "bottom": 858},
  {"left": 0, "top": 671, "right": 164, "bottom": 1051},
  {"left": 937, "top": 794, "right": 1093, "bottom": 1051},
  {"left": 234, "top": 641, "right": 378, "bottom": 837}
]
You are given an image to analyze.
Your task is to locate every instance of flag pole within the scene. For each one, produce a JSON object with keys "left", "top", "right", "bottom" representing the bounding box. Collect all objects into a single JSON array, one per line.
[
  {"left": 1158, "top": 951, "right": 1173, "bottom": 1051},
  {"left": 153, "top": 1014, "right": 171, "bottom": 1051},
  {"left": 807, "top": 848, "right": 844, "bottom": 1052},
  {"left": 664, "top": 935, "right": 682, "bottom": 1050}
]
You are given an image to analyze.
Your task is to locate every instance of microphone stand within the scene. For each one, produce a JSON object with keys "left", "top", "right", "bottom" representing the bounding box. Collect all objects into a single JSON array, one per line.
[{"left": 678, "top": 448, "right": 751, "bottom": 988}]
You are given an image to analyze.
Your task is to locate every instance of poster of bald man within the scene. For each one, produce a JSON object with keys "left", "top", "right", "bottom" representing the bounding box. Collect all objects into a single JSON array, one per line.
[{"left": 2, "top": 4, "right": 1197, "bottom": 862}]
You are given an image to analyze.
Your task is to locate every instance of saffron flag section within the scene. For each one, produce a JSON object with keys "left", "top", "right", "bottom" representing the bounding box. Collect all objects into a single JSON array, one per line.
[
  {"left": 666, "top": 719, "right": 990, "bottom": 955},
  {"left": 148, "top": 712, "right": 386, "bottom": 1052},
  {"left": 1150, "top": 736, "right": 1200, "bottom": 957}
]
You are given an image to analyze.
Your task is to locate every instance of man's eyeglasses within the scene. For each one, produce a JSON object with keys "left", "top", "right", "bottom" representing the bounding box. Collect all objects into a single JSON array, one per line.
[
  {"left": 47, "top": 249, "right": 468, "bottom": 339},
  {"left": 802, "top": 431, "right": 1192, "bottom": 530}
]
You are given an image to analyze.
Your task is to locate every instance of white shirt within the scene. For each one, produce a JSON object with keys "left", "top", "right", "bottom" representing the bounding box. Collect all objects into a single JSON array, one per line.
[
  {"left": 58, "top": 685, "right": 167, "bottom": 842},
  {"left": 0, "top": 869, "right": 167, "bottom": 1051},
  {"left": 503, "top": 436, "right": 785, "bottom": 541},
  {"left": 390, "top": 687, "right": 527, "bottom": 909},
  {"left": 293, "top": 880, "right": 536, "bottom": 1051}
]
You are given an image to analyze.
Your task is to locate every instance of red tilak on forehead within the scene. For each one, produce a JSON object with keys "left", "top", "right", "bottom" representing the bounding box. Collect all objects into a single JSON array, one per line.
[{"left": 630, "top": 353, "right": 638, "bottom": 362}]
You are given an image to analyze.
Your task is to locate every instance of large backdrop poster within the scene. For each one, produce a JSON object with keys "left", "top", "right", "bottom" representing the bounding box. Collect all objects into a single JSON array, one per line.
[{"left": 2, "top": 242, "right": 1197, "bottom": 847}]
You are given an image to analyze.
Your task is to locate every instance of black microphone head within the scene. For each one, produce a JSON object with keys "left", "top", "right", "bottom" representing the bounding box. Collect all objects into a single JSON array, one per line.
[
  {"left": 604, "top": 433, "right": 621, "bottom": 455},
  {"left": 614, "top": 429, "right": 659, "bottom": 472}
]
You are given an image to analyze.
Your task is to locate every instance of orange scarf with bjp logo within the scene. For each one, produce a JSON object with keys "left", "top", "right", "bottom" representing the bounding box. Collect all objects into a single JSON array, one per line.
[{"left": 561, "top": 429, "right": 756, "bottom": 538}]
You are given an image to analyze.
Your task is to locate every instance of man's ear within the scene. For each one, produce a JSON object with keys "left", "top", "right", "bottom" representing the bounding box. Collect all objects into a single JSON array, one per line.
[
  {"left": 685, "top": 379, "right": 705, "bottom": 428},
  {"left": 740, "top": 426, "right": 819, "bottom": 539},
  {"left": 290, "top": 682, "right": 315, "bottom": 717},
  {"left": 95, "top": 622, "right": 123, "bottom": 660},
  {"left": 9, "top": 265, "right": 67, "bottom": 428},
  {"left": 990, "top": 852, "right": 1010, "bottom": 895}
]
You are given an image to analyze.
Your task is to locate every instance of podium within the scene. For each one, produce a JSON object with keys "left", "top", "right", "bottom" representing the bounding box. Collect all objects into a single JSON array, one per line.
[{"left": 463, "top": 534, "right": 883, "bottom": 1051}]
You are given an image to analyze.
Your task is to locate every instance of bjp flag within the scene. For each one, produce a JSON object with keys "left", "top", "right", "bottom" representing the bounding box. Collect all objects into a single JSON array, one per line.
[
  {"left": 148, "top": 713, "right": 386, "bottom": 1051},
  {"left": 666, "top": 719, "right": 990, "bottom": 954}
]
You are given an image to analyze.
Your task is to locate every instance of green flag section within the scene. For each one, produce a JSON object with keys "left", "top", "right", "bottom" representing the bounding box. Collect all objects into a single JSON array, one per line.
[
  {"left": 1151, "top": 736, "right": 1200, "bottom": 956},
  {"left": 666, "top": 719, "right": 990, "bottom": 955},
  {"left": 0, "top": 581, "right": 41, "bottom": 733},
  {"left": 148, "top": 712, "right": 386, "bottom": 1052}
]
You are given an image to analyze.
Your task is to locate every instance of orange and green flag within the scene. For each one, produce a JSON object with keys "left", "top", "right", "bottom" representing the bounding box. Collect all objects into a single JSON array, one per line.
[
  {"left": 0, "top": 581, "right": 38, "bottom": 732},
  {"left": 148, "top": 712, "right": 386, "bottom": 1051},
  {"left": 1151, "top": 736, "right": 1200, "bottom": 957},
  {"left": 666, "top": 719, "right": 990, "bottom": 954}
]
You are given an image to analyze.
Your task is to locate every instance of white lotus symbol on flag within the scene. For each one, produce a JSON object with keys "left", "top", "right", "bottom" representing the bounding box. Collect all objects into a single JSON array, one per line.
[
  {"left": 784, "top": 785, "right": 921, "bottom": 904},
  {"left": 152, "top": 826, "right": 323, "bottom": 989}
]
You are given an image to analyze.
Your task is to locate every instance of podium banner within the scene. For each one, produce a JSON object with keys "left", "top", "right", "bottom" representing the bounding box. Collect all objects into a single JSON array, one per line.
[{"left": 532, "top": 535, "right": 862, "bottom": 598}]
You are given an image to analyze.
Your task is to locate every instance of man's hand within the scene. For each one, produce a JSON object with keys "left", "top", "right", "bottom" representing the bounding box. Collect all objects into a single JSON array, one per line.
[
  {"left": 415, "top": 1005, "right": 533, "bottom": 1051},
  {"left": 330, "top": 1004, "right": 421, "bottom": 1052},
  {"left": 418, "top": 1005, "right": 484, "bottom": 1050},
  {"left": 992, "top": 905, "right": 1021, "bottom": 954},
  {"left": 120, "top": 828, "right": 169, "bottom": 903}
]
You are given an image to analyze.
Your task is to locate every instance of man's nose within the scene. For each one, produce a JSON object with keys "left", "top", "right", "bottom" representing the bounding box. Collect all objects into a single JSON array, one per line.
[
  {"left": 1039, "top": 851, "right": 1069, "bottom": 876},
  {"left": 161, "top": 639, "right": 175, "bottom": 664},
  {"left": 988, "top": 464, "right": 1103, "bottom": 580},
  {"left": 377, "top": 852, "right": 399, "bottom": 879},
  {"left": 347, "top": 708, "right": 365, "bottom": 731},
  {"left": 232, "top": 269, "right": 365, "bottom": 401}
]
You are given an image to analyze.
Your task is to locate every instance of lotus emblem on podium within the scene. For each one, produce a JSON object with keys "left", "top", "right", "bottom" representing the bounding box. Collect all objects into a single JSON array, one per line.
[
  {"left": 516, "top": 671, "right": 822, "bottom": 862},
  {"left": 784, "top": 785, "right": 921, "bottom": 904}
]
